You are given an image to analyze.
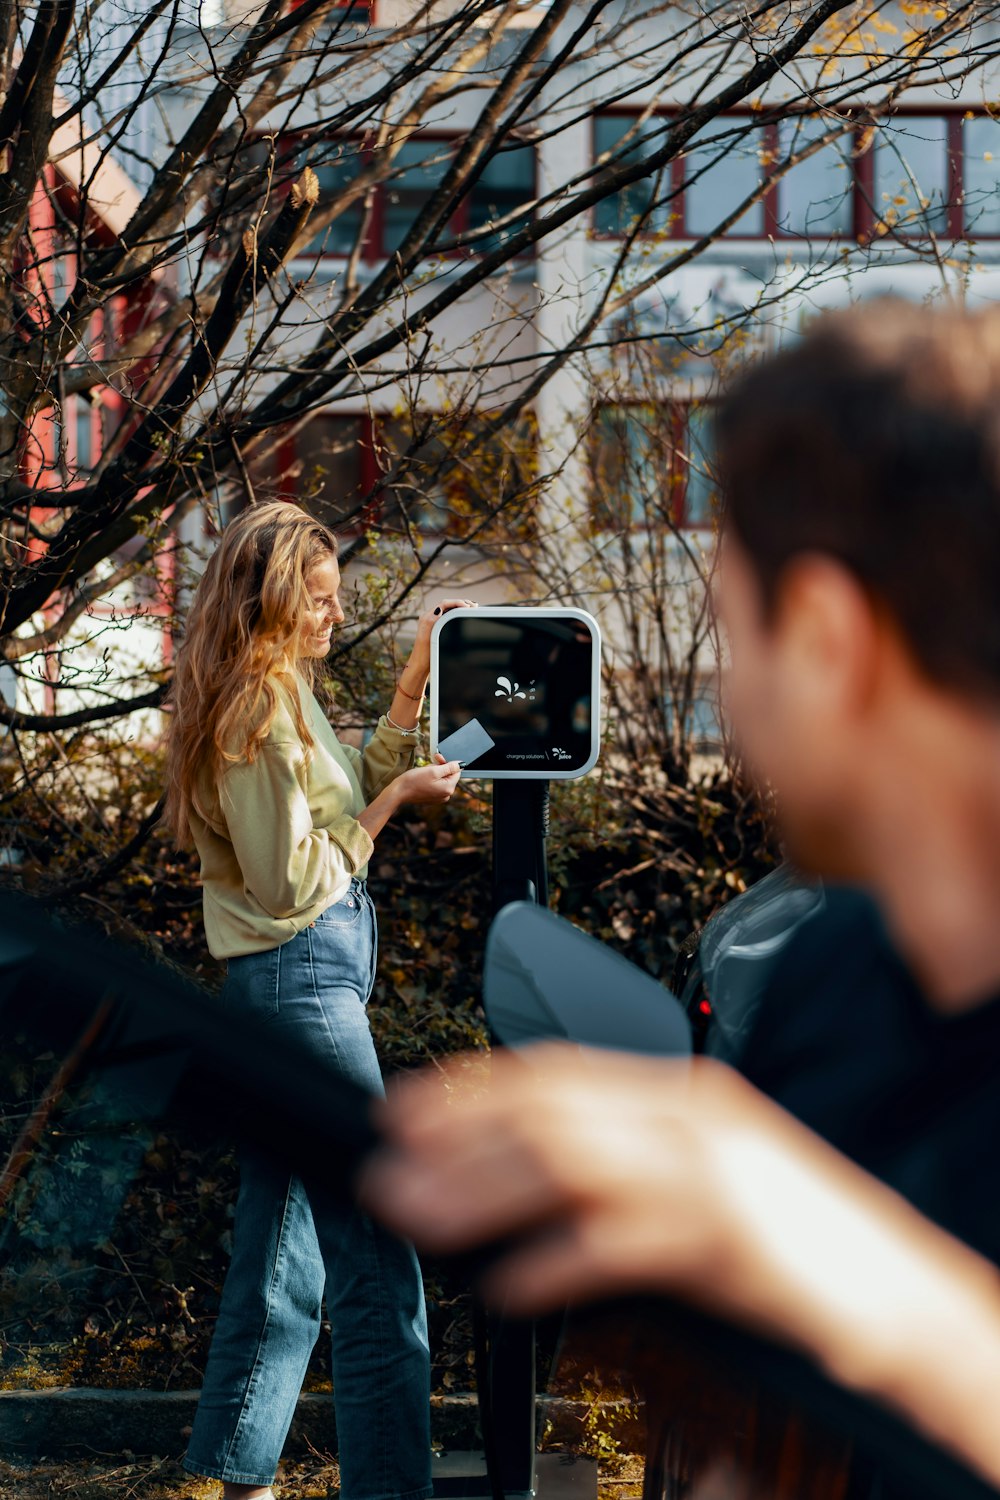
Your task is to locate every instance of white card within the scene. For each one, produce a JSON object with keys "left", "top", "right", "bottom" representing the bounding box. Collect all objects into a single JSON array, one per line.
[{"left": 437, "top": 717, "right": 496, "bottom": 768}]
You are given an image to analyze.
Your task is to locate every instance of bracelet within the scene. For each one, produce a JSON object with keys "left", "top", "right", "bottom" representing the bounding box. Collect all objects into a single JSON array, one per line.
[
  {"left": 395, "top": 678, "right": 426, "bottom": 703},
  {"left": 385, "top": 710, "right": 419, "bottom": 734}
]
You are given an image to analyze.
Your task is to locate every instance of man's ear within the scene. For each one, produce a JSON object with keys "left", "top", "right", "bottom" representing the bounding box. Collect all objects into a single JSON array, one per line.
[{"left": 774, "top": 554, "right": 882, "bottom": 715}]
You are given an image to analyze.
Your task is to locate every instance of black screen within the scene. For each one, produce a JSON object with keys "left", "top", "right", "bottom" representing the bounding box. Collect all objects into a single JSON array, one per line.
[{"left": 433, "top": 611, "right": 598, "bottom": 777}]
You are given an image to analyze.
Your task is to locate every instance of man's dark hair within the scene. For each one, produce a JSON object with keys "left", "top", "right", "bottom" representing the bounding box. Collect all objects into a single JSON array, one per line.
[{"left": 717, "top": 298, "right": 1000, "bottom": 699}]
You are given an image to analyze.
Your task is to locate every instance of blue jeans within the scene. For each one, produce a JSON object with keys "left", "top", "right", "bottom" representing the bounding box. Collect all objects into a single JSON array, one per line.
[{"left": 184, "top": 879, "right": 432, "bottom": 1498}]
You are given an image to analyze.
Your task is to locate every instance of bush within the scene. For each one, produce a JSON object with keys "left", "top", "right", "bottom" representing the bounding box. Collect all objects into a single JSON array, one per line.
[{"left": 0, "top": 748, "right": 775, "bottom": 1395}]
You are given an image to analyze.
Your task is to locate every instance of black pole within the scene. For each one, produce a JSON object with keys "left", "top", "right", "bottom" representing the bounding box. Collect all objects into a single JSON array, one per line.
[{"left": 481, "top": 778, "right": 549, "bottom": 1498}]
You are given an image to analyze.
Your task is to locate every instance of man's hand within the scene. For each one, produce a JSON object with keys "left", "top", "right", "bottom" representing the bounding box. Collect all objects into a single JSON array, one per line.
[
  {"left": 358, "top": 1041, "right": 1000, "bottom": 1486},
  {"left": 359, "top": 1048, "right": 788, "bottom": 1315},
  {"left": 358, "top": 1044, "right": 1000, "bottom": 1392}
]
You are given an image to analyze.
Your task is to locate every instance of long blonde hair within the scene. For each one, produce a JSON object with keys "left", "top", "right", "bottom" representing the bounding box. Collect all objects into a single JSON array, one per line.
[{"left": 164, "top": 501, "right": 340, "bottom": 846}]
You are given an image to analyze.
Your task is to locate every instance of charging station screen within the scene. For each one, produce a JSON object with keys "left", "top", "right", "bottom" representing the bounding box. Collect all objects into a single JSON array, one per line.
[{"left": 432, "top": 611, "right": 599, "bottom": 778}]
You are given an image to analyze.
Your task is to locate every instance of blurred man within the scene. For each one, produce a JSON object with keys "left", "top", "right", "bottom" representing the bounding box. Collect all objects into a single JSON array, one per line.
[{"left": 361, "top": 301, "right": 1000, "bottom": 1489}]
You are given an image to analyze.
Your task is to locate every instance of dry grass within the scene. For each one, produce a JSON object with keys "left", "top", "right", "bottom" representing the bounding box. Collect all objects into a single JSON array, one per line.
[
  {"left": 0, "top": 1453, "right": 644, "bottom": 1500},
  {"left": 0, "top": 1456, "right": 341, "bottom": 1499}
]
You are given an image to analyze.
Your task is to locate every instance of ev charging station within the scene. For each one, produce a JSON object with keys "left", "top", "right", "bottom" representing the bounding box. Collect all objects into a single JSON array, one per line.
[{"left": 430, "top": 606, "right": 602, "bottom": 1500}]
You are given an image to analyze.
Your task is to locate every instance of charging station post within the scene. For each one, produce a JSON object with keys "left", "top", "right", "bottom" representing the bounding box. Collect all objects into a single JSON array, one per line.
[
  {"left": 482, "top": 777, "right": 551, "bottom": 1498},
  {"left": 430, "top": 606, "right": 602, "bottom": 1500}
]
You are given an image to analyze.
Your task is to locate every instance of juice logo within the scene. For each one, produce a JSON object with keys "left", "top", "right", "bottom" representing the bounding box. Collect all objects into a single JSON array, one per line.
[{"left": 495, "top": 676, "right": 537, "bottom": 703}]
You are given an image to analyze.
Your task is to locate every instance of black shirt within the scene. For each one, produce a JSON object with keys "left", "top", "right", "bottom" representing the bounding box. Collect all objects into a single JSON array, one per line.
[{"left": 739, "top": 886, "right": 1000, "bottom": 1266}]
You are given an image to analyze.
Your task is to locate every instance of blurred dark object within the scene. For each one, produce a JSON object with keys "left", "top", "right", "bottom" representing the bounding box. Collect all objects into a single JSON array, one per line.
[
  {"left": 563, "top": 1297, "right": 1000, "bottom": 1500},
  {"left": 675, "top": 864, "right": 824, "bottom": 1059},
  {"left": 0, "top": 893, "right": 379, "bottom": 1233},
  {"left": 485, "top": 902, "right": 691, "bottom": 1057}
]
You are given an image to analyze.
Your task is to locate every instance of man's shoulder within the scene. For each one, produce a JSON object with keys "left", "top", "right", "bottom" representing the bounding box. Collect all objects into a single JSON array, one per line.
[{"left": 738, "top": 886, "right": 907, "bottom": 1089}]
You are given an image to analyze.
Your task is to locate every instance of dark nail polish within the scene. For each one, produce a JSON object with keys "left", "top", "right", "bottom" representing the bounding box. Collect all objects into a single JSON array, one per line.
[{"left": 434, "top": 606, "right": 441, "bottom": 615}]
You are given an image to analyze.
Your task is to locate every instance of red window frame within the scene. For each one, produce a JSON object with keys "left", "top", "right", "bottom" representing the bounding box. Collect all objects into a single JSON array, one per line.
[
  {"left": 592, "top": 107, "right": 994, "bottom": 243},
  {"left": 288, "top": 0, "right": 375, "bottom": 17},
  {"left": 589, "top": 399, "right": 716, "bottom": 532},
  {"left": 230, "top": 130, "right": 537, "bottom": 263},
  {"left": 261, "top": 411, "right": 380, "bottom": 525},
  {"left": 249, "top": 407, "right": 537, "bottom": 539}
]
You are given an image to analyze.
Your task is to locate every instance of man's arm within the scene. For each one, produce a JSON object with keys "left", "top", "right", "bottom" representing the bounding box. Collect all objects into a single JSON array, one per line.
[{"left": 359, "top": 1047, "right": 1000, "bottom": 1491}]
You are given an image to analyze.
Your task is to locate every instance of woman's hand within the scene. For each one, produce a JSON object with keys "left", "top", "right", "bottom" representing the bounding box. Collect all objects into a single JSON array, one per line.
[
  {"left": 358, "top": 756, "right": 460, "bottom": 842},
  {"left": 407, "top": 599, "right": 478, "bottom": 677},
  {"left": 392, "top": 754, "right": 462, "bottom": 807}
]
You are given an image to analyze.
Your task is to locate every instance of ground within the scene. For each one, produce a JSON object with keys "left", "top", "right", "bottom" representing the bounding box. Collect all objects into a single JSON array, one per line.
[{"left": 0, "top": 1456, "right": 647, "bottom": 1500}]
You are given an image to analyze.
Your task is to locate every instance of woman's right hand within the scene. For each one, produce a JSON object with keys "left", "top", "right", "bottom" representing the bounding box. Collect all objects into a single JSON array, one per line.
[{"left": 394, "top": 756, "right": 462, "bottom": 807}]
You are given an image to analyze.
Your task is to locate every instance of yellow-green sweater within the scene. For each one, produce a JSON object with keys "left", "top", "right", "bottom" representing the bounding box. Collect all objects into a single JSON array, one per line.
[{"left": 191, "top": 675, "right": 416, "bottom": 959}]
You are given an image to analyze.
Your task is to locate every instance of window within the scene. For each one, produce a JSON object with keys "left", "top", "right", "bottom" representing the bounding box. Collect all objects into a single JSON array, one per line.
[
  {"left": 593, "top": 109, "right": 1000, "bottom": 243},
  {"left": 376, "top": 413, "right": 537, "bottom": 538},
  {"left": 684, "top": 120, "right": 766, "bottom": 237},
  {"left": 381, "top": 138, "right": 536, "bottom": 258},
  {"left": 288, "top": 0, "right": 372, "bottom": 16},
  {"left": 593, "top": 112, "right": 770, "bottom": 240},
  {"left": 962, "top": 114, "right": 1000, "bottom": 237},
  {"left": 590, "top": 403, "right": 716, "bottom": 530},
  {"left": 872, "top": 114, "right": 951, "bottom": 236},
  {"left": 246, "top": 414, "right": 370, "bottom": 527},
  {"left": 244, "top": 410, "right": 536, "bottom": 538},
  {"left": 593, "top": 115, "right": 675, "bottom": 235},
  {"left": 375, "top": 414, "right": 452, "bottom": 529},
  {"left": 247, "top": 133, "right": 536, "bottom": 262},
  {"left": 777, "top": 115, "right": 854, "bottom": 237}
]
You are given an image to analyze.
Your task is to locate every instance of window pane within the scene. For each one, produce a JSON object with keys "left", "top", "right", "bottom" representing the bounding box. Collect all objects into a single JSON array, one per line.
[
  {"left": 297, "top": 415, "right": 366, "bottom": 524},
  {"left": 72, "top": 396, "right": 96, "bottom": 475},
  {"left": 300, "top": 146, "right": 367, "bottom": 257},
  {"left": 668, "top": 684, "right": 723, "bottom": 752},
  {"left": 682, "top": 406, "right": 717, "bottom": 526},
  {"left": 247, "top": 415, "right": 364, "bottom": 519},
  {"left": 873, "top": 116, "right": 950, "bottom": 235},
  {"left": 777, "top": 117, "right": 853, "bottom": 237},
  {"left": 379, "top": 414, "right": 535, "bottom": 537},
  {"left": 591, "top": 405, "right": 660, "bottom": 528},
  {"left": 684, "top": 118, "right": 765, "bottom": 237},
  {"left": 593, "top": 115, "right": 674, "bottom": 236},
  {"left": 378, "top": 416, "right": 451, "bottom": 531},
  {"left": 382, "top": 139, "right": 451, "bottom": 254},
  {"left": 468, "top": 146, "right": 535, "bottom": 252},
  {"left": 963, "top": 116, "right": 1000, "bottom": 236},
  {"left": 290, "top": 0, "right": 369, "bottom": 13}
]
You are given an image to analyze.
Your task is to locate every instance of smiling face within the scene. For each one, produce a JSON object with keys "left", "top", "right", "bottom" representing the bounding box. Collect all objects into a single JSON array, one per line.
[{"left": 300, "top": 553, "right": 346, "bottom": 659}]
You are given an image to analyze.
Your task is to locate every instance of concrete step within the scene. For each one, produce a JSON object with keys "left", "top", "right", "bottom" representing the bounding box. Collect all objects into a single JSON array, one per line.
[
  {"left": 0, "top": 1388, "right": 636, "bottom": 1462},
  {"left": 432, "top": 1451, "right": 599, "bottom": 1500}
]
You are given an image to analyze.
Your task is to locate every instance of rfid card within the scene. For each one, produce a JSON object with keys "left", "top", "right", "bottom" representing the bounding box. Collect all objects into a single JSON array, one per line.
[{"left": 437, "top": 717, "right": 496, "bottom": 768}]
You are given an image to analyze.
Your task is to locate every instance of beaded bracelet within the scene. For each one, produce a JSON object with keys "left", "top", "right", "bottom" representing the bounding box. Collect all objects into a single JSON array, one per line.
[{"left": 385, "top": 710, "right": 419, "bottom": 735}]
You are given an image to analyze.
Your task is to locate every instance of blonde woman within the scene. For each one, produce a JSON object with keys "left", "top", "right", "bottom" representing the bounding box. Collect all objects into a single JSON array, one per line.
[{"left": 164, "top": 501, "right": 467, "bottom": 1500}]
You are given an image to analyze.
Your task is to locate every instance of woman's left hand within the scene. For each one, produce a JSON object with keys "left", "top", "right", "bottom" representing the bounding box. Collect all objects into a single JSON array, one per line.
[{"left": 409, "top": 599, "right": 478, "bottom": 670}]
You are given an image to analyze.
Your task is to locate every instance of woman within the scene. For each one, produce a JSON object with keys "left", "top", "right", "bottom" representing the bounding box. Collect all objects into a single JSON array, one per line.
[{"left": 164, "top": 500, "right": 467, "bottom": 1500}]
